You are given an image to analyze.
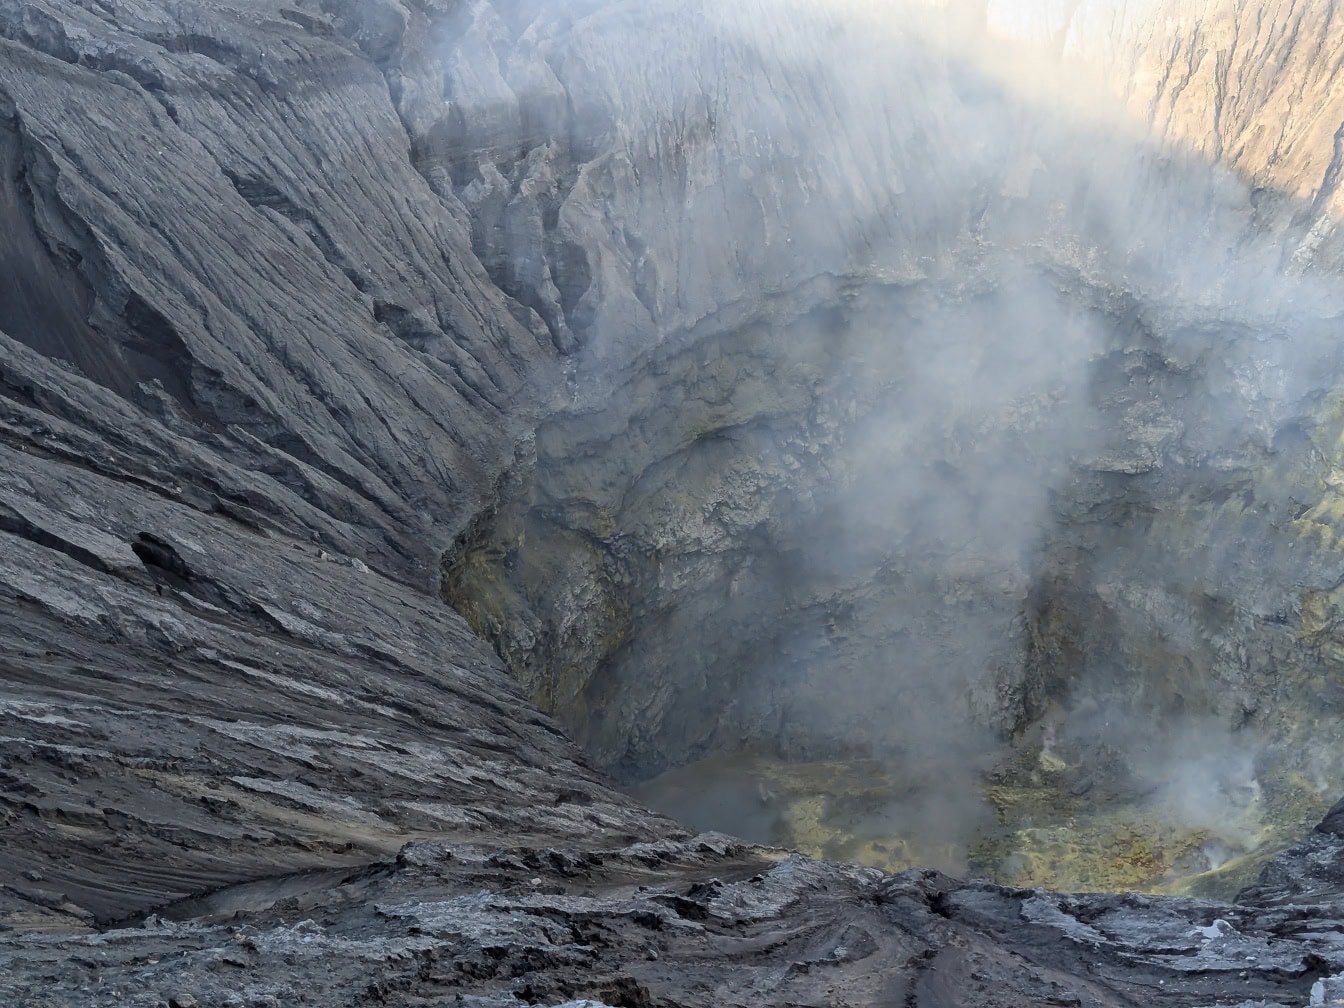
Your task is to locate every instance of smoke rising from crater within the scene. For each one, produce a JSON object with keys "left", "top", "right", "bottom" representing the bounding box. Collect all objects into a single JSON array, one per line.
[{"left": 437, "top": 0, "right": 1344, "bottom": 872}]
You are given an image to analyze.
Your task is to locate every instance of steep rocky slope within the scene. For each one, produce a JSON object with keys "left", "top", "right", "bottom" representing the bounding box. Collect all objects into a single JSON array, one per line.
[
  {"left": 1033, "top": 0, "right": 1344, "bottom": 224},
  {"left": 0, "top": 0, "right": 651, "bottom": 933}
]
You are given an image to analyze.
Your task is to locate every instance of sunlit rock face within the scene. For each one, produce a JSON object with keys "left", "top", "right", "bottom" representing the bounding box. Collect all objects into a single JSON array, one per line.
[
  {"left": 1010, "top": 0, "right": 1344, "bottom": 218},
  {"left": 425, "top": 0, "right": 1344, "bottom": 884}
]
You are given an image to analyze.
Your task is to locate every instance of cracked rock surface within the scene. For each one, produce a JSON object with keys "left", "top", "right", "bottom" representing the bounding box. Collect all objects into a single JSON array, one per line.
[{"left": 10, "top": 828, "right": 1344, "bottom": 1007}]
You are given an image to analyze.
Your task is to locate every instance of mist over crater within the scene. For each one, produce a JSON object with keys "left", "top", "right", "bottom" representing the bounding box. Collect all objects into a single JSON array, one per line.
[{"left": 433, "top": 0, "right": 1344, "bottom": 890}]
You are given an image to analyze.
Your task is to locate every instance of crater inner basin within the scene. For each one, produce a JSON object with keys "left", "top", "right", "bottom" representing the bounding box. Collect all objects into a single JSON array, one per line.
[{"left": 444, "top": 268, "right": 1344, "bottom": 900}]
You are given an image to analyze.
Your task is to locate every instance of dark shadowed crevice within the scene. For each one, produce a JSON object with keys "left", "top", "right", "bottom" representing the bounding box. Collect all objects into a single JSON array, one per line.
[
  {"left": 0, "top": 119, "right": 208, "bottom": 423},
  {"left": 0, "top": 121, "right": 124, "bottom": 394},
  {"left": 221, "top": 167, "right": 353, "bottom": 289}
]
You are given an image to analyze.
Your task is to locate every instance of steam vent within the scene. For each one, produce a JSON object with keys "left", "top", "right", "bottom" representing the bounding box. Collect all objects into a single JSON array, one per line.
[{"left": 17, "top": 0, "right": 1344, "bottom": 1004}]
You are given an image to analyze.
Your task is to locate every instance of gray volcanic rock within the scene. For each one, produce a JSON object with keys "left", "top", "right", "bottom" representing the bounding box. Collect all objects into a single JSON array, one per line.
[
  {"left": 8, "top": 825, "right": 1344, "bottom": 1007},
  {"left": 0, "top": 0, "right": 561, "bottom": 583},
  {"left": 0, "top": 394, "right": 672, "bottom": 929},
  {"left": 7, "top": 0, "right": 1344, "bottom": 1004},
  {"left": 0, "top": 0, "right": 662, "bottom": 936}
]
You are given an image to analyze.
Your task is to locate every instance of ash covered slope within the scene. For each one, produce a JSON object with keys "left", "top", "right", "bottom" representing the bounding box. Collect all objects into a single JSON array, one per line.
[
  {"left": 0, "top": 0, "right": 559, "bottom": 573},
  {"left": 0, "top": 0, "right": 668, "bottom": 933}
]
